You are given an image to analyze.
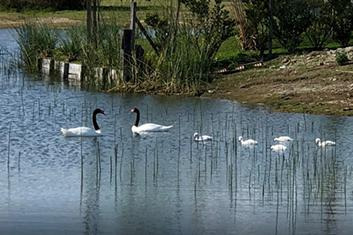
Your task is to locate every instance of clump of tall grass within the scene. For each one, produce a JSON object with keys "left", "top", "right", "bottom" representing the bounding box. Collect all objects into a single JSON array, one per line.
[
  {"left": 78, "top": 20, "right": 122, "bottom": 88},
  {"left": 56, "top": 26, "right": 85, "bottom": 62},
  {"left": 16, "top": 18, "right": 121, "bottom": 88},
  {"left": 56, "top": 19, "right": 121, "bottom": 67},
  {"left": 136, "top": 0, "right": 234, "bottom": 95},
  {"left": 147, "top": 26, "right": 211, "bottom": 94},
  {"left": 16, "top": 21, "right": 58, "bottom": 72}
]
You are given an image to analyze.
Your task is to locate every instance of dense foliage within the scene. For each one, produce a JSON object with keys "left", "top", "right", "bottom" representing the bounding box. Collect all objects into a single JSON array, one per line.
[
  {"left": 143, "top": 0, "right": 234, "bottom": 92},
  {"left": 328, "top": 0, "right": 353, "bottom": 47},
  {"left": 0, "top": 0, "right": 85, "bottom": 10},
  {"left": 272, "top": 0, "right": 313, "bottom": 52},
  {"left": 235, "top": 0, "right": 353, "bottom": 55},
  {"left": 242, "top": 0, "right": 269, "bottom": 58},
  {"left": 305, "top": 0, "right": 333, "bottom": 49}
]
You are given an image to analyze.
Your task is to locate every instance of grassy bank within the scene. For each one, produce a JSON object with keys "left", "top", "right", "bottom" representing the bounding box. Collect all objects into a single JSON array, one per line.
[
  {"left": 206, "top": 47, "right": 353, "bottom": 116},
  {"left": 13, "top": 0, "right": 233, "bottom": 95},
  {"left": 4, "top": 0, "right": 353, "bottom": 117},
  {"left": 0, "top": 0, "right": 162, "bottom": 28}
]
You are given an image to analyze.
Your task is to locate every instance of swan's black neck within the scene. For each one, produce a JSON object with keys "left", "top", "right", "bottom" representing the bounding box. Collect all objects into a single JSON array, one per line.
[
  {"left": 134, "top": 108, "right": 140, "bottom": 127},
  {"left": 93, "top": 110, "right": 100, "bottom": 130}
]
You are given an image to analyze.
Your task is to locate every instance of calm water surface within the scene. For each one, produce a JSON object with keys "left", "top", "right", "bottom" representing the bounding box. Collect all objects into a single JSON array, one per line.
[{"left": 0, "top": 29, "right": 353, "bottom": 235}]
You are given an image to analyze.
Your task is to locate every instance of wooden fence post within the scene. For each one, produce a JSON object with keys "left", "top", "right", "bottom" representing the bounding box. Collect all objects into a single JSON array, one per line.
[
  {"left": 136, "top": 17, "right": 159, "bottom": 55},
  {"left": 63, "top": 62, "right": 69, "bottom": 80},
  {"left": 121, "top": 29, "right": 133, "bottom": 82},
  {"left": 130, "top": 1, "right": 137, "bottom": 50}
]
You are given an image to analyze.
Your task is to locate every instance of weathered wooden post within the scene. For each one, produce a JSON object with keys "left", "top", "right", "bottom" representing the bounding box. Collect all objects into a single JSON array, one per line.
[
  {"left": 121, "top": 29, "right": 133, "bottom": 82},
  {"left": 130, "top": 1, "right": 137, "bottom": 49},
  {"left": 37, "top": 58, "right": 43, "bottom": 72},
  {"left": 136, "top": 17, "right": 159, "bottom": 55},
  {"left": 130, "top": 1, "right": 137, "bottom": 82},
  {"left": 63, "top": 62, "right": 69, "bottom": 80}
]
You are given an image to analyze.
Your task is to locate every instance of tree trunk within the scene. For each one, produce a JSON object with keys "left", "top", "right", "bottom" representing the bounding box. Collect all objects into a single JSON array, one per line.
[
  {"left": 86, "top": 0, "right": 93, "bottom": 42},
  {"left": 268, "top": 0, "right": 273, "bottom": 57},
  {"left": 92, "top": 0, "right": 98, "bottom": 48}
]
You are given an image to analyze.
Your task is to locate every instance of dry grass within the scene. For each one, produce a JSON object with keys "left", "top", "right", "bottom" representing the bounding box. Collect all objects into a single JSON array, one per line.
[{"left": 205, "top": 49, "right": 353, "bottom": 116}]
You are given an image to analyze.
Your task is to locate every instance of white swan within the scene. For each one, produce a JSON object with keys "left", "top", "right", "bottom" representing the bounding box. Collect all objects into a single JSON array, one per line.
[
  {"left": 131, "top": 107, "right": 173, "bottom": 134},
  {"left": 274, "top": 136, "right": 293, "bottom": 142},
  {"left": 271, "top": 144, "right": 287, "bottom": 153},
  {"left": 193, "top": 132, "right": 212, "bottom": 142},
  {"left": 238, "top": 136, "right": 258, "bottom": 146},
  {"left": 315, "top": 138, "right": 336, "bottom": 147},
  {"left": 61, "top": 108, "right": 105, "bottom": 137}
]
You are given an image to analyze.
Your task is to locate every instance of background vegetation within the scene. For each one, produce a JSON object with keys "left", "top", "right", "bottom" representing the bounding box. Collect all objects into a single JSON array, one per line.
[
  {"left": 6, "top": 0, "right": 353, "bottom": 94},
  {"left": 0, "top": 0, "right": 85, "bottom": 10}
]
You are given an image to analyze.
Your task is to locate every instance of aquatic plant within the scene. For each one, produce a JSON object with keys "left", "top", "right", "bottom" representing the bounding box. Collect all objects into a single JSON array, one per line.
[{"left": 16, "top": 21, "right": 58, "bottom": 72}]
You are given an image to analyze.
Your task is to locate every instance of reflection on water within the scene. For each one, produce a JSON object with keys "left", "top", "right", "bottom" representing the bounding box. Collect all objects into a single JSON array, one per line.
[{"left": 0, "top": 29, "right": 353, "bottom": 235}]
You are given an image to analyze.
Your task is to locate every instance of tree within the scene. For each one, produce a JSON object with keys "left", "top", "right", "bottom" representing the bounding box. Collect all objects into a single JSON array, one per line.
[
  {"left": 231, "top": 0, "right": 253, "bottom": 50},
  {"left": 242, "top": 0, "right": 269, "bottom": 59},
  {"left": 272, "top": 0, "right": 313, "bottom": 52},
  {"left": 86, "top": 0, "right": 100, "bottom": 48},
  {"left": 305, "top": 0, "right": 333, "bottom": 49},
  {"left": 181, "top": 0, "right": 235, "bottom": 59},
  {"left": 328, "top": 0, "right": 353, "bottom": 47}
]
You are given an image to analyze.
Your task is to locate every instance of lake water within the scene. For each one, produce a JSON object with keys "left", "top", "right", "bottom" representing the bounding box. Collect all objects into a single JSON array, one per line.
[{"left": 0, "top": 28, "right": 353, "bottom": 235}]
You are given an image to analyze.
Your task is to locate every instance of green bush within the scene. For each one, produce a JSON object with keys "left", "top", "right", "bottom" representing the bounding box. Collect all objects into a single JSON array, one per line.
[
  {"left": 336, "top": 52, "right": 349, "bottom": 65},
  {"left": 305, "top": 0, "right": 333, "bottom": 49},
  {"left": 273, "top": 0, "right": 313, "bottom": 53},
  {"left": 328, "top": 0, "right": 353, "bottom": 47}
]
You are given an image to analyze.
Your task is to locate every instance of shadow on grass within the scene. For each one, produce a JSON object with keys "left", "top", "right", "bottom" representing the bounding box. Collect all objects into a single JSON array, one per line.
[{"left": 100, "top": 5, "right": 162, "bottom": 12}]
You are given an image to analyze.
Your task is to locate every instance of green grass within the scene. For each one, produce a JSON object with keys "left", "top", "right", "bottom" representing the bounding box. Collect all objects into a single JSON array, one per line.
[{"left": 0, "top": 0, "right": 164, "bottom": 28}]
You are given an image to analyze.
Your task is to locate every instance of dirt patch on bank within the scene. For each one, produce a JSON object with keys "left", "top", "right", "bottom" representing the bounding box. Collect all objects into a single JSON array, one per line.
[{"left": 205, "top": 47, "right": 353, "bottom": 116}]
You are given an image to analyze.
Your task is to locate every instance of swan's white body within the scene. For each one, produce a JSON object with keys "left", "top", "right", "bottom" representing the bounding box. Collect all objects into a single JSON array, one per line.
[
  {"left": 61, "top": 127, "right": 101, "bottom": 137},
  {"left": 238, "top": 136, "right": 258, "bottom": 146},
  {"left": 131, "top": 107, "right": 173, "bottom": 135},
  {"left": 193, "top": 133, "right": 212, "bottom": 142},
  {"left": 315, "top": 138, "right": 336, "bottom": 147},
  {"left": 271, "top": 144, "right": 287, "bottom": 153},
  {"left": 131, "top": 123, "right": 173, "bottom": 134},
  {"left": 274, "top": 136, "right": 293, "bottom": 142},
  {"left": 61, "top": 108, "right": 104, "bottom": 137}
]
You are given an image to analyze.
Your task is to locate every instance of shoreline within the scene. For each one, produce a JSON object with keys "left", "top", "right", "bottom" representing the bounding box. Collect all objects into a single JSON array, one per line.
[
  {"left": 2, "top": 14, "right": 353, "bottom": 117},
  {"left": 203, "top": 47, "right": 353, "bottom": 117}
]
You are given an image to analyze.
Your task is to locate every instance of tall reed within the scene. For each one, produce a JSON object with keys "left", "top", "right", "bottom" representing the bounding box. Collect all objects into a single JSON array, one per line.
[{"left": 16, "top": 21, "right": 58, "bottom": 72}]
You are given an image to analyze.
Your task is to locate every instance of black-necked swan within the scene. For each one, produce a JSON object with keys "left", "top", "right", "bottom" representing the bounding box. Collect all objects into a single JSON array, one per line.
[
  {"left": 274, "top": 136, "right": 293, "bottom": 142},
  {"left": 61, "top": 108, "right": 105, "bottom": 137},
  {"left": 130, "top": 107, "right": 173, "bottom": 134},
  {"left": 193, "top": 132, "right": 212, "bottom": 142},
  {"left": 238, "top": 136, "right": 258, "bottom": 145},
  {"left": 271, "top": 144, "right": 287, "bottom": 152},
  {"left": 315, "top": 138, "right": 336, "bottom": 147}
]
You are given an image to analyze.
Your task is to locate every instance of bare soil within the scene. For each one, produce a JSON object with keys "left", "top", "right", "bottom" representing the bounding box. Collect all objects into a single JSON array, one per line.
[{"left": 205, "top": 47, "right": 353, "bottom": 116}]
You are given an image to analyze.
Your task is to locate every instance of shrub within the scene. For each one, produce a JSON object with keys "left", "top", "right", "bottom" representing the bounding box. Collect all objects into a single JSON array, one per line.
[
  {"left": 328, "top": 0, "right": 353, "bottom": 47},
  {"left": 272, "top": 0, "right": 313, "bottom": 53},
  {"left": 305, "top": 0, "right": 333, "bottom": 49},
  {"left": 336, "top": 52, "right": 349, "bottom": 65},
  {"left": 242, "top": 0, "right": 269, "bottom": 58}
]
